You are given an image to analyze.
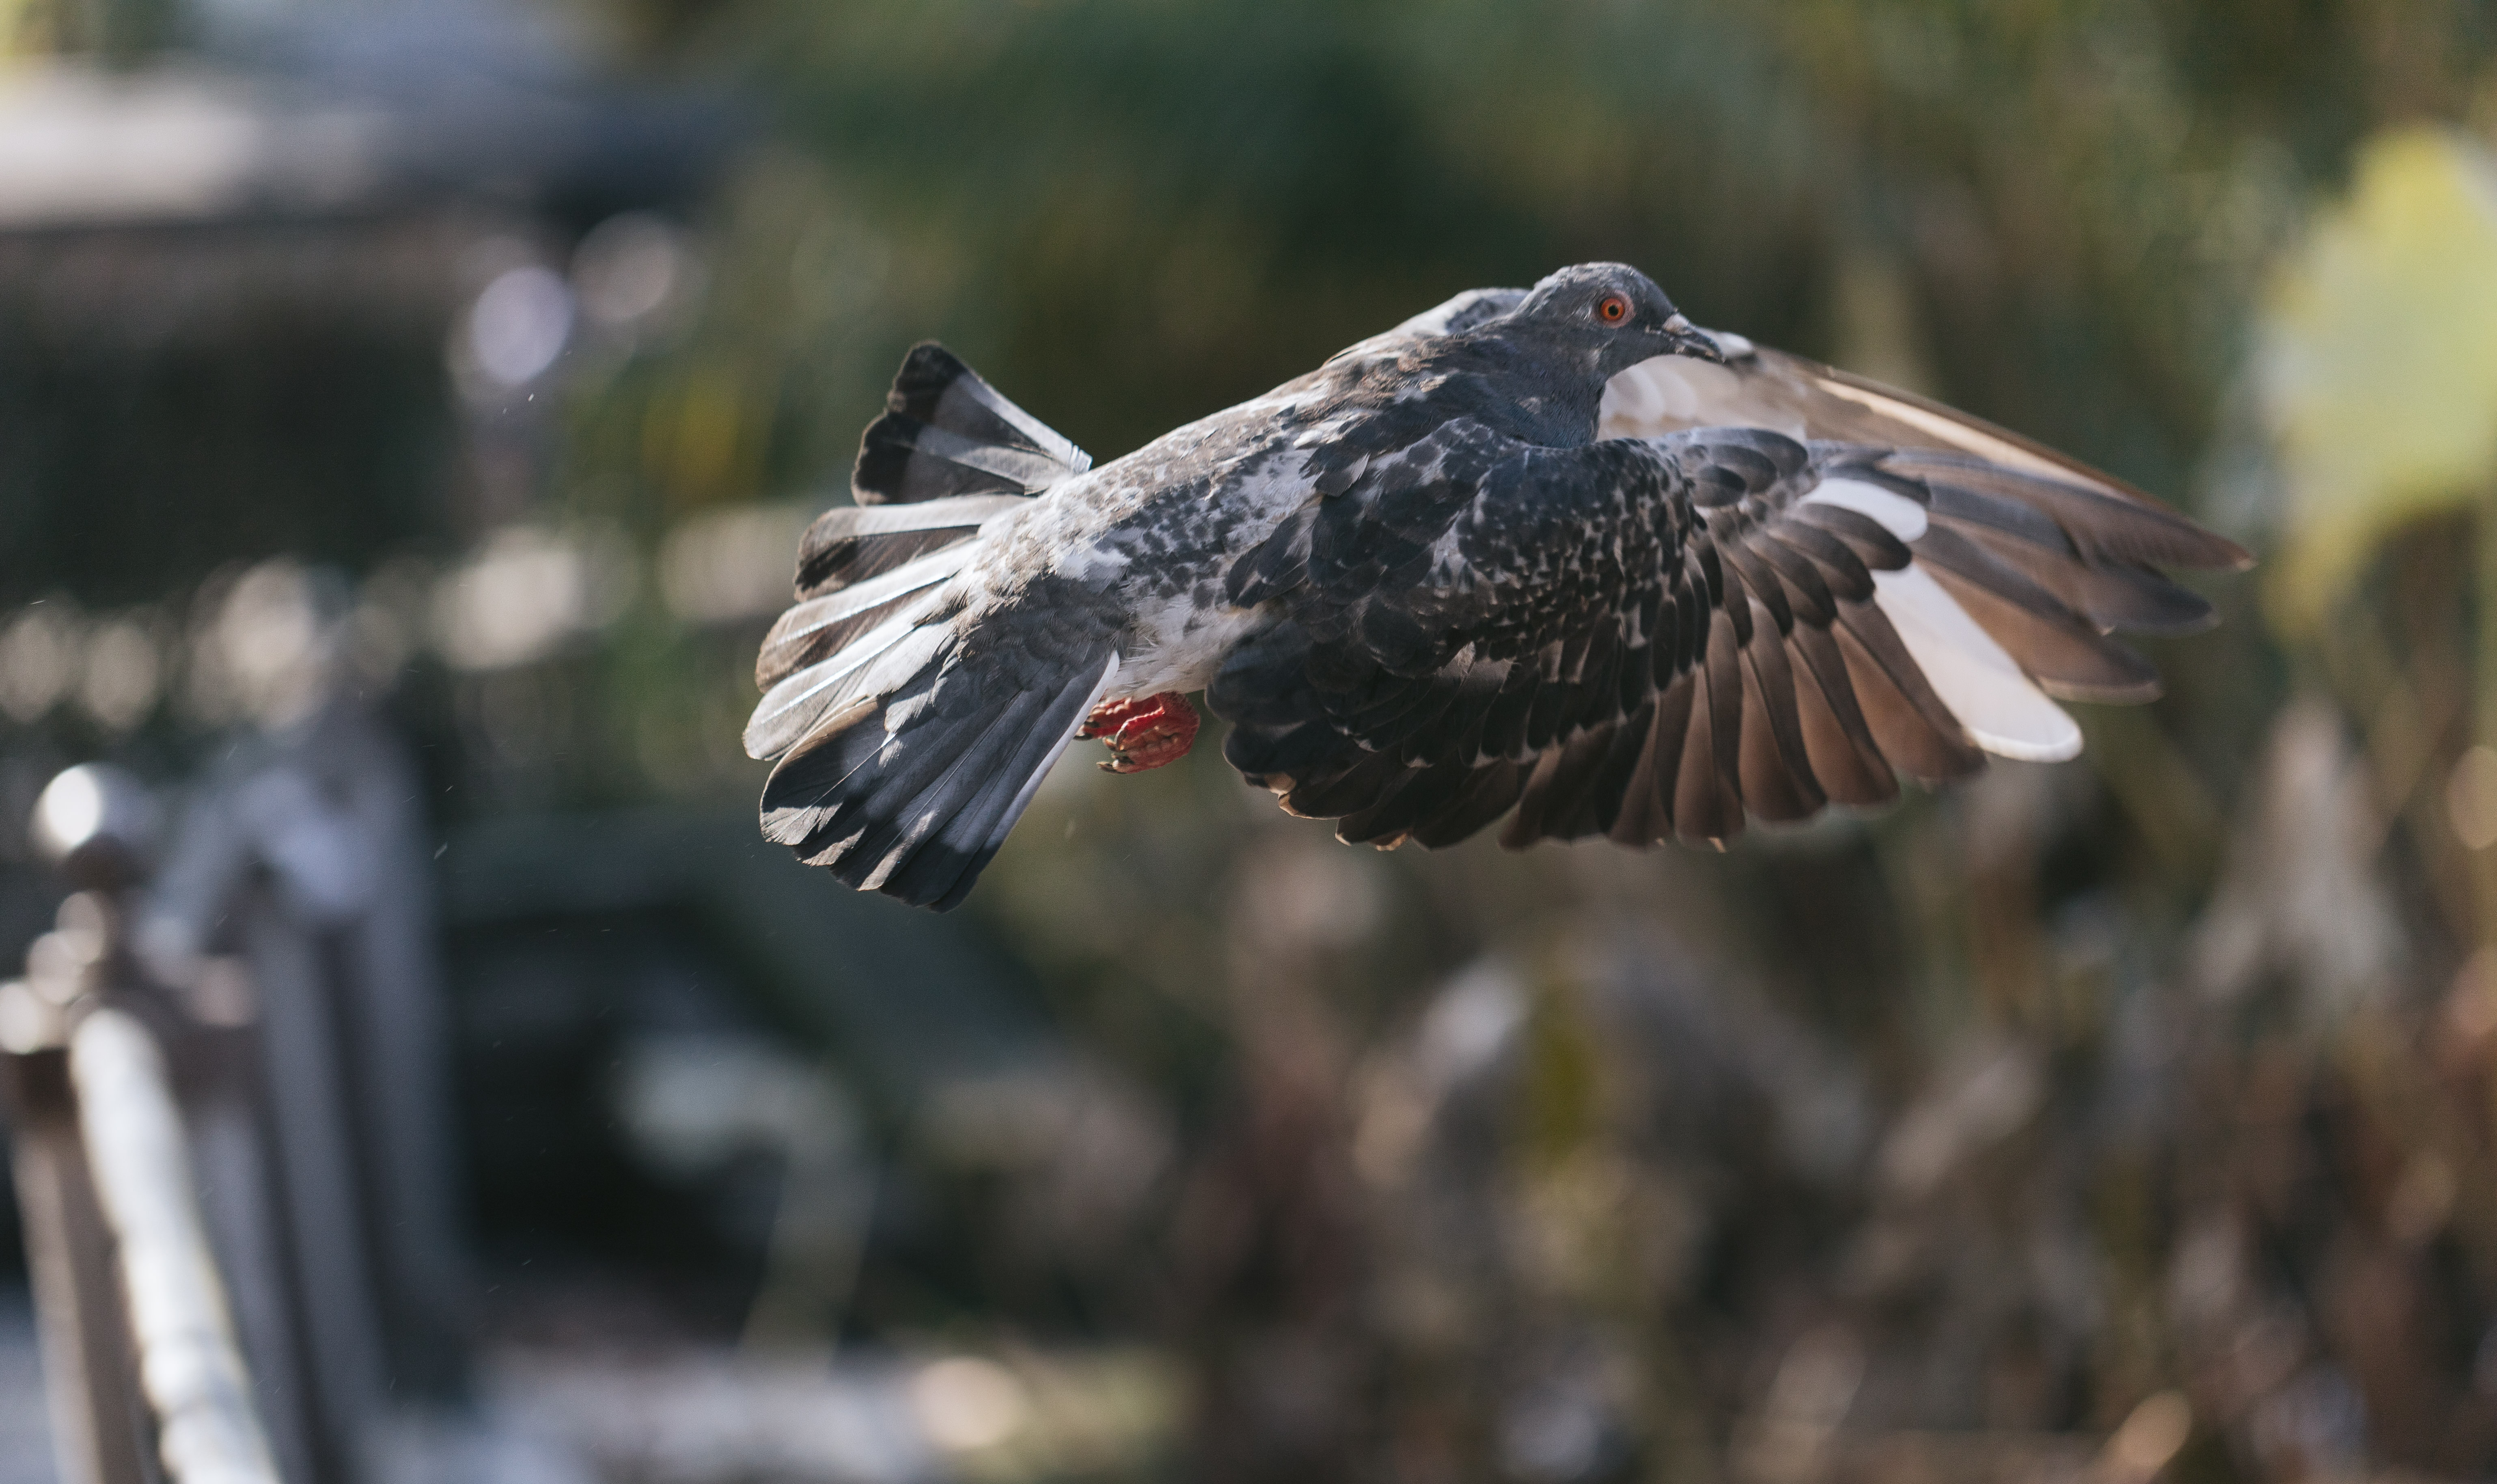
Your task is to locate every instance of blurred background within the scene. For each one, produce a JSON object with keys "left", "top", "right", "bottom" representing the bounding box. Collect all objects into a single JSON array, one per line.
[{"left": 0, "top": 1, "right": 2493, "bottom": 1481}]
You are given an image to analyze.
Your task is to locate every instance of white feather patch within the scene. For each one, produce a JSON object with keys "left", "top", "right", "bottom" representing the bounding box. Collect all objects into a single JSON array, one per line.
[
  {"left": 1598, "top": 352, "right": 1803, "bottom": 441},
  {"left": 1803, "top": 478, "right": 1929, "bottom": 542},
  {"left": 1873, "top": 565, "right": 2081, "bottom": 762},
  {"left": 744, "top": 602, "right": 941, "bottom": 759},
  {"left": 1596, "top": 360, "right": 1669, "bottom": 433},
  {"left": 774, "top": 544, "right": 973, "bottom": 645},
  {"left": 1117, "top": 595, "right": 1272, "bottom": 696}
]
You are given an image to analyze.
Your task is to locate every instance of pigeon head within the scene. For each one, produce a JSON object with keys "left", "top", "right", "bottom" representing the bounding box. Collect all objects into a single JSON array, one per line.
[{"left": 1509, "top": 263, "right": 1723, "bottom": 377}]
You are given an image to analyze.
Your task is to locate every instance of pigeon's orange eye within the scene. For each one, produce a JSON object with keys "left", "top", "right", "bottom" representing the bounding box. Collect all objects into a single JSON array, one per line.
[{"left": 1596, "top": 294, "right": 1631, "bottom": 324}]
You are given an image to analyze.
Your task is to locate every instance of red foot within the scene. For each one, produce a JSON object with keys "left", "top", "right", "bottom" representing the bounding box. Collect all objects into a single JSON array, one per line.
[{"left": 1078, "top": 692, "right": 1200, "bottom": 773}]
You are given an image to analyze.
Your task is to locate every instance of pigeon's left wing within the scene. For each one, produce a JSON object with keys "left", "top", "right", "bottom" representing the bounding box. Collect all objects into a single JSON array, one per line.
[
  {"left": 1324, "top": 287, "right": 1530, "bottom": 365},
  {"left": 1207, "top": 416, "right": 2246, "bottom": 850}
]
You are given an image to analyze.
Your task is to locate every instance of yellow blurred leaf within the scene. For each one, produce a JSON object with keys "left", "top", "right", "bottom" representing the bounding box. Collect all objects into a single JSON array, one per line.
[{"left": 2263, "top": 127, "right": 2497, "bottom": 628}]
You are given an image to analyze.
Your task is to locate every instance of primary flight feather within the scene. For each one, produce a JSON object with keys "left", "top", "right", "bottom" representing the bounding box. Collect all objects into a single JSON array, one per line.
[{"left": 745, "top": 263, "right": 2249, "bottom": 910}]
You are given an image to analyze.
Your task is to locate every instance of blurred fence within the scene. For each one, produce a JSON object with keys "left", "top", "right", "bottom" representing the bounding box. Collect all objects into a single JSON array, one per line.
[
  {"left": 2, "top": 765, "right": 281, "bottom": 1484},
  {"left": 2, "top": 732, "right": 465, "bottom": 1484}
]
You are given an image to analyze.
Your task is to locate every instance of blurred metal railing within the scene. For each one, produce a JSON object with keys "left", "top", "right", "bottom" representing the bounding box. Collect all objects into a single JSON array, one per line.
[
  {"left": 0, "top": 766, "right": 280, "bottom": 1484},
  {"left": 70, "top": 1007, "right": 278, "bottom": 1484},
  {"left": 1, "top": 586, "right": 479, "bottom": 1483}
]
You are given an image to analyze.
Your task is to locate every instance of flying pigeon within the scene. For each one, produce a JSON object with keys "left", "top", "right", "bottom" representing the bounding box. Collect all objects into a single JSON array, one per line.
[{"left": 745, "top": 263, "right": 2249, "bottom": 910}]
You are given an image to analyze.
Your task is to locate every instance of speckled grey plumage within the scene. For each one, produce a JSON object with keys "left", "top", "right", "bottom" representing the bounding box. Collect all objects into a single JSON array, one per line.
[{"left": 746, "top": 263, "right": 2249, "bottom": 910}]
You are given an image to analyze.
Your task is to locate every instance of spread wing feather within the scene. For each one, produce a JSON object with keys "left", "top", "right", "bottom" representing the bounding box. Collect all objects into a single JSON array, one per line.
[{"left": 1208, "top": 382, "right": 2246, "bottom": 850}]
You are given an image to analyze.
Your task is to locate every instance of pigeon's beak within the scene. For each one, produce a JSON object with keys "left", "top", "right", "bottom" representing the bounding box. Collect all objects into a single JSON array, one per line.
[{"left": 1662, "top": 314, "right": 1726, "bottom": 365}]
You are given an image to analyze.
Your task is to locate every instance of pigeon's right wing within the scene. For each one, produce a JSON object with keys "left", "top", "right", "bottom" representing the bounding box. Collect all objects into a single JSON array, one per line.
[
  {"left": 1208, "top": 417, "right": 2247, "bottom": 850},
  {"left": 1372, "top": 287, "right": 2227, "bottom": 637}
]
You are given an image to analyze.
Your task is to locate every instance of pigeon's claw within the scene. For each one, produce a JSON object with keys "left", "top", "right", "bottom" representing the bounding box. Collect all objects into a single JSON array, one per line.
[{"left": 1080, "top": 692, "right": 1200, "bottom": 773}]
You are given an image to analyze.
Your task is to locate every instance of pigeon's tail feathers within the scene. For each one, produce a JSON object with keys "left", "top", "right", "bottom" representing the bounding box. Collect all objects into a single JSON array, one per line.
[
  {"left": 759, "top": 646, "right": 1117, "bottom": 910},
  {"left": 789, "top": 494, "right": 1023, "bottom": 604},
  {"left": 853, "top": 343, "right": 1092, "bottom": 506},
  {"left": 753, "top": 341, "right": 1108, "bottom": 910},
  {"left": 754, "top": 536, "right": 983, "bottom": 701},
  {"left": 746, "top": 604, "right": 956, "bottom": 762}
]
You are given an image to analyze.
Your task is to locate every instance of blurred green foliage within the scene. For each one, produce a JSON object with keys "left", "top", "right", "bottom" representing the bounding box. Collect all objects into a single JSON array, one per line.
[
  {"left": 532, "top": 3, "right": 2497, "bottom": 1476},
  {"left": 581, "top": 0, "right": 2491, "bottom": 508},
  {"left": 19, "top": 0, "right": 2497, "bottom": 1477},
  {"left": 2262, "top": 127, "right": 2497, "bottom": 628},
  {"left": 514, "top": 5, "right": 2497, "bottom": 1475}
]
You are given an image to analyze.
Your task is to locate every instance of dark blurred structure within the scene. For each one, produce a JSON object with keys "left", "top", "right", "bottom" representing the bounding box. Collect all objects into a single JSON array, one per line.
[
  {"left": 8, "top": 1, "right": 2497, "bottom": 1482},
  {"left": 138, "top": 564, "right": 469, "bottom": 1468},
  {"left": 0, "top": 5, "right": 731, "bottom": 601}
]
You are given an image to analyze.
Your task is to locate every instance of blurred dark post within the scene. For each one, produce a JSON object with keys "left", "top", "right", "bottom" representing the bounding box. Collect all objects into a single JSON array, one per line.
[{"left": 142, "top": 565, "right": 474, "bottom": 1466}]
